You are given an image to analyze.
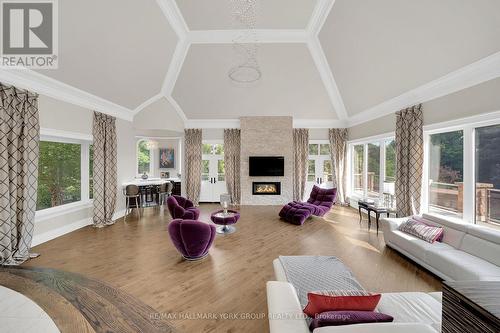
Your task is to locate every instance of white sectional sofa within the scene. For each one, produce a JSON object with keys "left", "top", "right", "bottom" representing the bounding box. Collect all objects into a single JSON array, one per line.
[
  {"left": 267, "top": 259, "right": 442, "bottom": 333},
  {"left": 381, "top": 213, "right": 500, "bottom": 281}
]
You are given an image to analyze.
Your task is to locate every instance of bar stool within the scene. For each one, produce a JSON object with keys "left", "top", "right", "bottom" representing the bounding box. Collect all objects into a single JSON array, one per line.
[{"left": 124, "top": 185, "right": 141, "bottom": 221}]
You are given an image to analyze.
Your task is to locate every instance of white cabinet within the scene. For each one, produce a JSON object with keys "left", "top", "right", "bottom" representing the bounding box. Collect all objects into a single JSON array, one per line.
[{"left": 200, "top": 143, "right": 227, "bottom": 203}]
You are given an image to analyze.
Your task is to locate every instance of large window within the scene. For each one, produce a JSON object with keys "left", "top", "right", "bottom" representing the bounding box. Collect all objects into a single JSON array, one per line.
[
  {"left": 475, "top": 125, "right": 500, "bottom": 225},
  {"left": 137, "top": 140, "right": 151, "bottom": 175},
  {"left": 367, "top": 143, "right": 380, "bottom": 198},
  {"left": 422, "top": 115, "right": 500, "bottom": 229},
  {"left": 37, "top": 135, "right": 93, "bottom": 212},
  {"left": 428, "top": 131, "right": 464, "bottom": 218},
  {"left": 352, "top": 145, "right": 364, "bottom": 196},
  {"left": 349, "top": 136, "right": 395, "bottom": 204}
]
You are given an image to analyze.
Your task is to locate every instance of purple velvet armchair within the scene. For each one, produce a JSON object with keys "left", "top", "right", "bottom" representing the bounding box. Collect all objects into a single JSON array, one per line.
[
  {"left": 279, "top": 186, "right": 337, "bottom": 225},
  {"left": 168, "top": 219, "right": 216, "bottom": 260},
  {"left": 167, "top": 195, "right": 200, "bottom": 220}
]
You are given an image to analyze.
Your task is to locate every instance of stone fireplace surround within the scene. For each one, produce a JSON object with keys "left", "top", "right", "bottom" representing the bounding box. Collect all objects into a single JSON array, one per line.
[{"left": 240, "top": 117, "right": 293, "bottom": 205}]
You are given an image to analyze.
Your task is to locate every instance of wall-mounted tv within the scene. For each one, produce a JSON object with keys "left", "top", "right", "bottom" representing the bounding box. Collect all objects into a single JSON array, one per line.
[{"left": 249, "top": 156, "right": 284, "bottom": 177}]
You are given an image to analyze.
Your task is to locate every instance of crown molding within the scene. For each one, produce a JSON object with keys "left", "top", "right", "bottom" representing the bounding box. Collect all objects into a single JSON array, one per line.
[
  {"left": 0, "top": 68, "right": 134, "bottom": 121},
  {"left": 348, "top": 51, "right": 500, "bottom": 127},
  {"left": 187, "top": 29, "right": 308, "bottom": 44},
  {"left": 166, "top": 95, "right": 188, "bottom": 123},
  {"left": 293, "top": 118, "right": 347, "bottom": 128},
  {"left": 133, "top": 93, "right": 163, "bottom": 115},
  {"left": 185, "top": 119, "right": 240, "bottom": 129},
  {"left": 307, "top": 0, "right": 336, "bottom": 35},
  {"left": 307, "top": 37, "right": 348, "bottom": 120},
  {"left": 155, "top": 0, "right": 189, "bottom": 37}
]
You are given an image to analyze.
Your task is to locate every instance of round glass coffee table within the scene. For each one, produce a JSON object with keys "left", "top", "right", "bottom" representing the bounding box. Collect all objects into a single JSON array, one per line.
[{"left": 210, "top": 210, "right": 240, "bottom": 234}]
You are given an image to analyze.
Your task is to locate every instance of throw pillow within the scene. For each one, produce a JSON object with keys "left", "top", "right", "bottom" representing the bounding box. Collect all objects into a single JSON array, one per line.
[
  {"left": 309, "top": 310, "right": 394, "bottom": 330},
  {"left": 303, "top": 290, "right": 381, "bottom": 317},
  {"left": 398, "top": 218, "right": 444, "bottom": 243}
]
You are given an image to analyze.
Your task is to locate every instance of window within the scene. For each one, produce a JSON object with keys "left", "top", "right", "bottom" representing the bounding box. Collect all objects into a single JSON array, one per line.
[
  {"left": 349, "top": 136, "right": 395, "bottom": 204},
  {"left": 427, "top": 131, "right": 464, "bottom": 218},
  {"left": 307, "top": 141, "right": 333, "bottom": 186},
  {"left": 367, "top": 143, "right": 380, "bottom": 198},
  {"left": 475, "top": 125, "right": 500, "bottom": 225},
  {"left": 422, "top": 115, "right": 500, "bottom": 229},
  {"left": 36, "top": 134, "right": 92, "bottom": 212},
  {"left": 352, "top": 144, "right": 364, "bottom": 196},
  {"left": 137, "top": 140, "right": 151, "bottom": 175},
  {"left": 307, "top": 160, "right": 316, "bottom": 182},
  {"left": 202, "top": 143, "right": 224, "bottom": 155}
]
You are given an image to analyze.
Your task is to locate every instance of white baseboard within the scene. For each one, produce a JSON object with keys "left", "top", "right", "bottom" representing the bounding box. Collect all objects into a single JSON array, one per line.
[
  {"left": 32, "top": 217, "right": 92, "bottom": 247},
  {"left": 32, "top": 209, "right": 128, "bottom": 247},
  {"left": 112, "top": 209, "right": 127, "bottom": 221}
]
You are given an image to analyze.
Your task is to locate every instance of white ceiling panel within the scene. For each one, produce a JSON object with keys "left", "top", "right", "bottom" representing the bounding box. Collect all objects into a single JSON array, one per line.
[
  {"left": 176, "top": 0, "right": 316, "bottom": 30},
  {"left": 172, "top": 43, "right": 336, "bottom": 119},
  {"left": 320, "top": 0, "right": 500, "bottom": 116},
  {"left": 37, "top": 0, "right": 178, "bottom": 109}
]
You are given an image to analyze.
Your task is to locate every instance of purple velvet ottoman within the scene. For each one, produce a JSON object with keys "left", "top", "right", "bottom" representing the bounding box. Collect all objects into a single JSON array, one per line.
[
  {"left": 168, "top": 219, "right": 216, "bottom": 260},
  {"left": 210, "top": 210, "right": 240, "bottom": 234},
  {"left": 279, "top": 202, "right": 314, "bottom": 225}
]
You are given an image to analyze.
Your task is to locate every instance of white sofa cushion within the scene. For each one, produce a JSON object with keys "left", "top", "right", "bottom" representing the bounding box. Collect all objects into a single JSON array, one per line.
[
  {"left": 314, "top": 323, "right": 438, "bottom": 333},
  {"left": 421, "top": 213, "right": 468, "bottom": 248},
  {"left": 386, "top": 230, "right": 453, "bottom": 261},
  {"left": 376, "top": 292, "right": 442, "bottom": 332},
  {"left": 426, "top": 248, "right": 500, "bottom": 280},
  {"left": 267, "top": 281, "right": 310, "bottom": 333},
  {"left": 460, "top": 225, "right": 500, "bottom": 266}
]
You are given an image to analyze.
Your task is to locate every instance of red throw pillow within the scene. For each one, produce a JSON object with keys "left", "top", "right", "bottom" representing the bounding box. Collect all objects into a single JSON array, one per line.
[{"left": 303, "top": 290, "right": 382, "bottom": 317}]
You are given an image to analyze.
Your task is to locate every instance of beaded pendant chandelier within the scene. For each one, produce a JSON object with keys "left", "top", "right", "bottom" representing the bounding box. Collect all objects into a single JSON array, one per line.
[{"left": 228, "top": 0, "right": 261, "bottom": 84}]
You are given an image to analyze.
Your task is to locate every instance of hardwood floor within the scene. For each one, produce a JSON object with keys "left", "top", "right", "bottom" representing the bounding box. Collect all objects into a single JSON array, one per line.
[{"left": 21, "top": 205, "right": 441, "bottom": 333}]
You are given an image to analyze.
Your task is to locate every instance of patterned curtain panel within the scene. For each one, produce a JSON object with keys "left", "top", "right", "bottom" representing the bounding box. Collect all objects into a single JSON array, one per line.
[
  {"left": 329, "top": 128, "right": 348, "bottom": 205},
  {"left": 293, "top": 129, "right": 309, "bottom": 201},
  {"left": 92, "top": 112, "right": 117, "bottom": 227},
  {"left": 184, "top": 129, "right": 202, "bottom": 205},
  {"left": 395, "top": 104, "right": 424, "bottom": 217},
  {"left": 0, "top": 83, "right": 40, "bottom": 265},
  {"left": 224, "top": 129, "right": 241, "bottom": 204}
]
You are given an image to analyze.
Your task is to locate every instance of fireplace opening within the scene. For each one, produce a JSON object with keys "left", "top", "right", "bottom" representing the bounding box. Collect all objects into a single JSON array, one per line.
[{"left": 252, "top": 182, "right": 281, "bottom": 195}]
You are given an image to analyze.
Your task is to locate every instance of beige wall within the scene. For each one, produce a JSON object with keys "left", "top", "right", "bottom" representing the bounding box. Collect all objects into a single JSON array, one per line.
[
  {"left": 35, "top": 95, "right": 136, "bottom": 245},
  {"left": 348, "top": 77, "right": 500, "bottom": 140},
  {"left": 240, "top": 117, "right": 293, "bottom": 205}
]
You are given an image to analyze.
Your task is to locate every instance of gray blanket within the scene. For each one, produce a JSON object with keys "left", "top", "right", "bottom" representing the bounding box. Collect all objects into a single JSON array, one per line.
[{"left": 278, "top": 255, "right": 364, "bottom": 309}]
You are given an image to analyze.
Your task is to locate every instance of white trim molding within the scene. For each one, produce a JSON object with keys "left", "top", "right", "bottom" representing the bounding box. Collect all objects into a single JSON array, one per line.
[
  {"left": 0, "top": 68, "right": 135, "bottom": 121},
  {"left": 133, "top": 93, "right": 163, "bottom": 115},
  {"left": 307, "top": 0, "right": 336, "bottom": 35},
  {"left": 293, "top": 118, "right": 347, "bottom": 128},
  {"left": 185, "top": 119, "right": 241, "bottom": 129},
  {"left": 307, "top": 37, "right": 348, "bottom": 120},
  {"left": 32, "top": 217, "right": 92, "bottom": 247},
  {"left": 155, "top": 0, "right": 189, "bottom": 37},
  {"left": 348, "top": 51, "right": 500, "bottom": 127},
  {"left": 187, "top": 29, "right": 308, "bottom": 44}
]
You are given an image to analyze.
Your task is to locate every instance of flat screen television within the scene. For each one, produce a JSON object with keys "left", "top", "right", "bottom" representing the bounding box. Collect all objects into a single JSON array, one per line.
[{"left": 249, "top": 156, "right": 284, "bottom": 176}]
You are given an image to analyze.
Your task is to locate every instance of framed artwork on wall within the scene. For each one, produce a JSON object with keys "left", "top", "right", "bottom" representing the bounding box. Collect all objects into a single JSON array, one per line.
[{"left": 159, "top": 148, "right": 175, "bottom": 169}]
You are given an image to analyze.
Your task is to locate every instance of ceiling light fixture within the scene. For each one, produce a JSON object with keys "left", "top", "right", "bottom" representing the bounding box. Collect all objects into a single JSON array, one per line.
[{"left": 228, "top": 0, "right": 261, "bottom": 84}]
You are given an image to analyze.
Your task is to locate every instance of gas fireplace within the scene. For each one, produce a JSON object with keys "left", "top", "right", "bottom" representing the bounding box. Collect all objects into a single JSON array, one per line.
[{"left": 252, "top": 182, "right": 281, "bottom": 195}]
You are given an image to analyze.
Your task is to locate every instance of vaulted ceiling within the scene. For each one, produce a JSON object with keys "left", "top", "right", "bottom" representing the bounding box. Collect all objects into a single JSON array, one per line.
[{"left": 4, "top": 0, "right": 499, "bottom": 128}]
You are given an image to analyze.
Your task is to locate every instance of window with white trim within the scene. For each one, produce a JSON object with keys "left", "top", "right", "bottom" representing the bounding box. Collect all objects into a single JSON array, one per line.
[
  {"left": 137, "top": 139, "right": 152, "bottom": 176},
  {"left": 348, "top": 136, "right": 395, "bottom": 203},
  {"left": 423, "top": 115, "right": 500, "bottom": 229},
  {"left": 37, "top": 135, "right": 92, "bottom": 211}
]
